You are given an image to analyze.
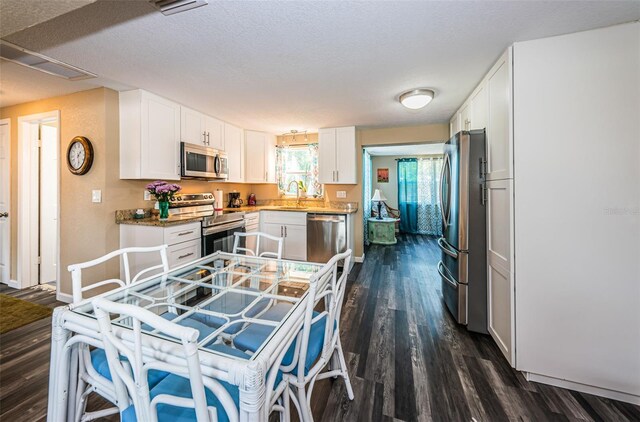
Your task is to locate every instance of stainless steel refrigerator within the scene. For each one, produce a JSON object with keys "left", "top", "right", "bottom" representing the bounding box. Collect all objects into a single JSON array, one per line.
[{"left": 437, "top": 130, "right": 488, "bottom": 334}]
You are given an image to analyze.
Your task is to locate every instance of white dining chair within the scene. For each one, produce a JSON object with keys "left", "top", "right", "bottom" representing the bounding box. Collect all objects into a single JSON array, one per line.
[
  {"left": 232, "top": 250, "right": 354, "bottom": 421},
  {"left": 67, "top": 245, "right": 169, "bottom": 422},
  {"left": 68, "top": 245, "right": 169, "bottom": 304},
  {"left": 92, "top": 297, "right": 240, "bottom": 422},
  {"left": 232, "top": 231, "right": 283, "bottom": 259}
]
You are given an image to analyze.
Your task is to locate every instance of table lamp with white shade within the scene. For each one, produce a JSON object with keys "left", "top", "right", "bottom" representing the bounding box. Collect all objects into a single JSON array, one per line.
[{"left": 371, "top": 189, "right": 387, "bottom": 220}]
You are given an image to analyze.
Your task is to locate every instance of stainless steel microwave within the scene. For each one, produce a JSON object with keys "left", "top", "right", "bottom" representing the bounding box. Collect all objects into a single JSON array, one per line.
[{"left": 180, "top": 142, "right": 228, "bottom": 180}]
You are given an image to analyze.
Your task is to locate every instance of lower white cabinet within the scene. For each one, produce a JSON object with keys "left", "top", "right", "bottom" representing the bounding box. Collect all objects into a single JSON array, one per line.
[
  {"left": 260, "top": 211, "right": 306, "bottom": 261},
  {"left": 120, "top": 221, "right": 201, "bottom": 279},
  {"left": 486, "top": 179, "right": 515, "bottom": 365},
  {"left": 167, "top": 238, "right": 201, "bottom": 269}
]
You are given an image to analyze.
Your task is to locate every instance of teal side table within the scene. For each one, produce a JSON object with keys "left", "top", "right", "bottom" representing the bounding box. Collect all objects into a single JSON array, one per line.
[{"left": 368, "top": 217, "right": 399, "bottom": 245}]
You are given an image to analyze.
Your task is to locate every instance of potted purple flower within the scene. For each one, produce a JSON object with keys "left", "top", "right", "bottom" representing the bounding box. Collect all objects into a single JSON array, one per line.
[{"left": 146, "top": 181, "right": 181, "bottom": 220}]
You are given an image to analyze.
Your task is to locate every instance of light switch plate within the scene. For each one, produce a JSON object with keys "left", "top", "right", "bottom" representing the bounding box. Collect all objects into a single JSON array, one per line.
[
  {"left": 144, "top": 190, "right": 151, "bottom": 201},
  {"left": 92, "top": 190, "right": 102, "bottom": 203},
  {"left": 336, "top": 190, "right": 347, "bottom": 199}
]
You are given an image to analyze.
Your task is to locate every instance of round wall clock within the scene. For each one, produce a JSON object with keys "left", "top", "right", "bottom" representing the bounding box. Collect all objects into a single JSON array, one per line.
[{"left": 66, "top": 136, "right": 94, "bottom": 175}]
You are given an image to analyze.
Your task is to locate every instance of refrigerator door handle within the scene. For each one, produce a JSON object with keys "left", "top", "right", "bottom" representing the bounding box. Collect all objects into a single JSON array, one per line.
[
  {"left": 438, "top": 261, "right": 458, "bottom": 289},
  {"left": 437, "top": 237, "right": 458, "bottom": 258},
  {"left": 439, "top": 154, "right": 449, "bottom": 227}
]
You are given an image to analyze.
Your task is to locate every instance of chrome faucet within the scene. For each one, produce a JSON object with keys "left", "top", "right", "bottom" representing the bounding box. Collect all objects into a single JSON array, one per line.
[{"left": 287, "top": 180, "right": 301, "bottom": 206}]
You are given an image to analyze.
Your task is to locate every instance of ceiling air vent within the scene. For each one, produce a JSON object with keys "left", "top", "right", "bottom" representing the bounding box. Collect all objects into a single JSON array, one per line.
[
  {"left": 150, "top": 0, "right": 208, "bottom": 16},
  {"left": 0, "top": 41, "right": 96, "bottom": 81}
]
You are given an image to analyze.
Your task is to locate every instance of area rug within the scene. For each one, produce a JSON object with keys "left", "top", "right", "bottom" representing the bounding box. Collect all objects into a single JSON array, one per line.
[{"left": 0, "top": 294, "right": 53, "bottom": 334}]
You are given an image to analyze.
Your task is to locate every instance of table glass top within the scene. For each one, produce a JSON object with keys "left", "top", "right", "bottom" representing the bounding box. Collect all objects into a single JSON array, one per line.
[{"left": 72, "top": 252, "right": 326, "bottom": 360}]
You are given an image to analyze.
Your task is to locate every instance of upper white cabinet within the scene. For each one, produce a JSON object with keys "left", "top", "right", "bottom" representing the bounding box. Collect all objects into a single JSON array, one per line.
[
  {"left": 120, "top": 90, "right": 181, "bottom": 180},
  {"left": 180, "top": 107, "right": 224, "bottom": 150},
  {"left": 224, "top": 123, "right": 244, "bottom": 183},
  {"left": 244, "top": 130, "right": 277, "bottom": 184},
  {"left": 486, "top": 50, "right": 513, "bottom": 181},
  {"left": 448, "top": 49, "right": 513, "bottom": 181},
  {"left": 318, "top": 126, "right": 357, "bottom": 184}
]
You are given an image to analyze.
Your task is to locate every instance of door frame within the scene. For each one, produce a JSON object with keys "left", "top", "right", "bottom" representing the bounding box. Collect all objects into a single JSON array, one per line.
[
  {"left": 17, "top": 110, "right": 61, "bottom": 290},
  {"left": 0, "top": 118, "right": 14, "bottom": 287}
]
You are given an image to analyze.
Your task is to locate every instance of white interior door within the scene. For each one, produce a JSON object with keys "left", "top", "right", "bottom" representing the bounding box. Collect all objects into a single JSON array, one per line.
[
  {"left": 0, "top": 120, "right": 10, "bottom": 284},
  {"left": 40, "top": 123, "right": 58, "bottom": 284}
]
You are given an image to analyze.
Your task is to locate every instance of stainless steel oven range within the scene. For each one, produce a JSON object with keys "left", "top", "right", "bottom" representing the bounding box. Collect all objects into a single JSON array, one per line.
[{"left": 169, "top": 193, "right": 245, "bottom": 255}]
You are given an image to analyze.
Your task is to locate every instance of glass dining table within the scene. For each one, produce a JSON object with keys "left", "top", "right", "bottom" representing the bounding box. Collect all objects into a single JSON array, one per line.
[{"left": 47, "top": 252, "right": 327, "bottom": 422}]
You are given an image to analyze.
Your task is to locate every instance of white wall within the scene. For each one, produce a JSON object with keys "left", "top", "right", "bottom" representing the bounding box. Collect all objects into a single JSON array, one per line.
[{"left": 514, "top": 22, "right": 640, "bottom": 403}]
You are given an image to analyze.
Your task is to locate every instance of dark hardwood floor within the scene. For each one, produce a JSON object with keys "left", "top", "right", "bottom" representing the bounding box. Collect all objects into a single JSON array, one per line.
[{"left": 1, "top": 235, "right": 639, "bottom": 421}]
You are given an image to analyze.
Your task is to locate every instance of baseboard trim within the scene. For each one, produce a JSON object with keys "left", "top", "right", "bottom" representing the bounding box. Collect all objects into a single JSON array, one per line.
[
  {"left": 354, "top": 254, "right": 365, "bottom": 263},
  {"left": 56, "top": 291, "right": 73, "bottom": 304},
  {"left": 525, "top": 372, "right": 640, "bottom": 405},
  {"left": 2, "top": 279, "right": 19, "bottom": 289}
]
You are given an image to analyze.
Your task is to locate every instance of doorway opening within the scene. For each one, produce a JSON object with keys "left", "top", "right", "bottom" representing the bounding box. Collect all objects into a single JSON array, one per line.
[
  {"left": 0, "top": 119, "right": 11, "bottom": 286},
  {"left": 362, "top": 143, "right": 445, "bottom": 246},
  {"left": 17, "top": 111, "right": 60, "bottom": 291}
]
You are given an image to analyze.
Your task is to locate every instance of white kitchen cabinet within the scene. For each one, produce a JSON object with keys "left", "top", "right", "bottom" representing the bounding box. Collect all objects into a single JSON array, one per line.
[
  {"left": 486, "top": 48, "right": 513, "bottom": 181},
  {"left": 260, "top": 211, "right": 306, "bottom": 261},
  {"left": 205, "top": 116, "right": 224, "bottom": 150},
  {"left": 244, "top": 130, "right": 276, "bottom": 184},
  {"left": 119, "top": 221, "right": 201, "bottom": 278},
  {"left": 318, "top": 126, "right": 357, "bottom": 184},
  {"left": 181, "top": 106, "right": 207, "bottom": 146},
  {"left": 450, "top": 112, "right": 461, "bottom": 138},
  {"left": 180, "top": 107, "right": 224, "bottom": 150},
  {"left": 471, "top": 84, "right": 489, "bottom": 131},
  {"left": 486, "top": 179, "right": 515, "bottom": 365},
  {"left": 224, "top": 123, "right": 244, "bottom": 183},
  {"left": 459, "top": 103, "right": 471, "bottom": 132},
  {"left": 120, "top": 90, "right": 181, "bottom": 180}
]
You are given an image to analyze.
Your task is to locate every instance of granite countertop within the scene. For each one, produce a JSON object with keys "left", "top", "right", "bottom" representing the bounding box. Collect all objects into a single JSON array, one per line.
[
  {"left": 224, "top": 204, "right": 358, "bottom": 215},
  {"left": 116, "top": 201, "right": 359, "bottom": 227},
  {"left": 116, "top": 209, "right": 204, "bottom": 227}
]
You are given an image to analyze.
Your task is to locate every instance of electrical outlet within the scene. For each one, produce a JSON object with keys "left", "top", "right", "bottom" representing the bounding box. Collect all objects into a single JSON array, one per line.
[
  {"left": 336, "top": 190, "right": 347, "bottom": 199},
  {"left": 144, "top": 190, "right": 151, "bottom": 201},
  {"left": 92, "top": 190, "right": 102, "bottom": 203}
]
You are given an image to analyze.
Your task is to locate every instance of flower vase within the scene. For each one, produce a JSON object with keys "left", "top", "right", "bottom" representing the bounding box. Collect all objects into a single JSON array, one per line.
[{"left": 158, "top": 201, "right": 170, "bottom": 220}]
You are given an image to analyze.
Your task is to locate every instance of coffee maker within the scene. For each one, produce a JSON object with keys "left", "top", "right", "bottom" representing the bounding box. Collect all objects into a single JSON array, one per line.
[{"left": 228, "top": 191, "right": 243, "bottom": 208}]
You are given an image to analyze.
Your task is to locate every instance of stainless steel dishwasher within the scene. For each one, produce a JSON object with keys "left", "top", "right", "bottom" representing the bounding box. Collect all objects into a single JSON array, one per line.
[{"left": 307, "top": 213, "right": 346, "bottom": 263}]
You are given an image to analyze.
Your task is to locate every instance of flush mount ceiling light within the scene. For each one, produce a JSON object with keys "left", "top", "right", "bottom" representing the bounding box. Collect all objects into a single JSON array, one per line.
[{"left": 399, "top": 89, "right": 435, "bottom": 110}]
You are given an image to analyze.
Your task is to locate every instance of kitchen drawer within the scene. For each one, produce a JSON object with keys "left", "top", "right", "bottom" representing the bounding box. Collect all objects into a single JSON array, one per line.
[
  {"left": 163, "top": 222, "right": 201, "bottom": 245},
  {"left": 260, "top": 211, "right": 306, "bottom": 226},
  {"left": 167, "top": 238, "right": 201, "bottom": 268},
  {"left": 244, "top": 212, "right": 260, "bottom": 224}
]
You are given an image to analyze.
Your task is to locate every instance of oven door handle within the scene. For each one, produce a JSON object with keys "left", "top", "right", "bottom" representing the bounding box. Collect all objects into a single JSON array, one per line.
[{"left": 203, "top": 220, "right": 245, "bottom": 236}]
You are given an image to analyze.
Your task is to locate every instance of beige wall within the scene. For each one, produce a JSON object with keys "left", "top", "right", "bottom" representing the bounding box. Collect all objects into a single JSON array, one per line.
[
  {"left": 371, "top": 156, "right": 400, "bottom": 209},
  {"left": 1, "top": 88, "right": 250, "bottom": 296}
]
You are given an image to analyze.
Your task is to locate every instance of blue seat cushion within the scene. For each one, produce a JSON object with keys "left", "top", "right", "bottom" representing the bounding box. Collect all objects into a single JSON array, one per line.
[
  {"left": 190, "top": 291, "right": 270, "bottom": 335},
  {"left": 90, "top": 349, "right": 168, "bottom": 388},
  {"left": 121, "top": 372, "right": 239, "bottom": 422},
  {"left": 233, "top": 303, "right": 331, "bottom": 374}
]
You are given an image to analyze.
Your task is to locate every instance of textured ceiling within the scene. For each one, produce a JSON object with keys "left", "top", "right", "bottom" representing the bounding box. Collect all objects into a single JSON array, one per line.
[
  {"left": 2, "top": 1, "right": 640, "bottom": 133},
  {"left": 0, "top": 0, "right": 96, "bottom": 37}
]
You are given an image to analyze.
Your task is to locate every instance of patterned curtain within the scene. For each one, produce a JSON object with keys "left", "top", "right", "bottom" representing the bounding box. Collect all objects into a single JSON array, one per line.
[
  {"left": 417, "top": 157, "right": 443, "bottom": 236},
  {"left": 398, "top": 158, "right": 419, "bottom": 233},
  {"left": 362, "top": 150, "right": 372, "bottom": 246},
  {"left": 276, "top": 143, "right": 322, "bottom": 196}
]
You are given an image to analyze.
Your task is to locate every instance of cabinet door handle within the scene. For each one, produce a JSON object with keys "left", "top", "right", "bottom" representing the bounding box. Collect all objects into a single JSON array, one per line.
[
  {"left": 280, "top": 226, "right": 283, "bottom": 237},
  {"left": 177, "top": 231, "right": 193, "bottom": 236},
  {"left": 203, "top": 131, "right": 207, "bottom": 144},
  {"left": 284, "top": 226, "right": 287, "bottom": 237},
  {"left": 178, "top": 252, "right": 194, "bottom": 260},
  {"left": 207, "top": 132, "right": 211, "bottom": 145},
  {"left": 336, "top": 170, "right": 339, "bottom": 182}
]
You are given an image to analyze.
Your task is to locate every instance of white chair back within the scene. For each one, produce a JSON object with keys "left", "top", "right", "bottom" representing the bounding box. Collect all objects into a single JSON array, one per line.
[
  {"left": 68, "top": 245, "right": 169, "bottom": 304},
  {"left": 93, "top": 298, "right": 238, "bottom": 422},
  {"left": 232, "top": 232, "right": 283, "bottom": 259},
  {"left": 293, "top": 249, "right": 352, "bottom": 380}
]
